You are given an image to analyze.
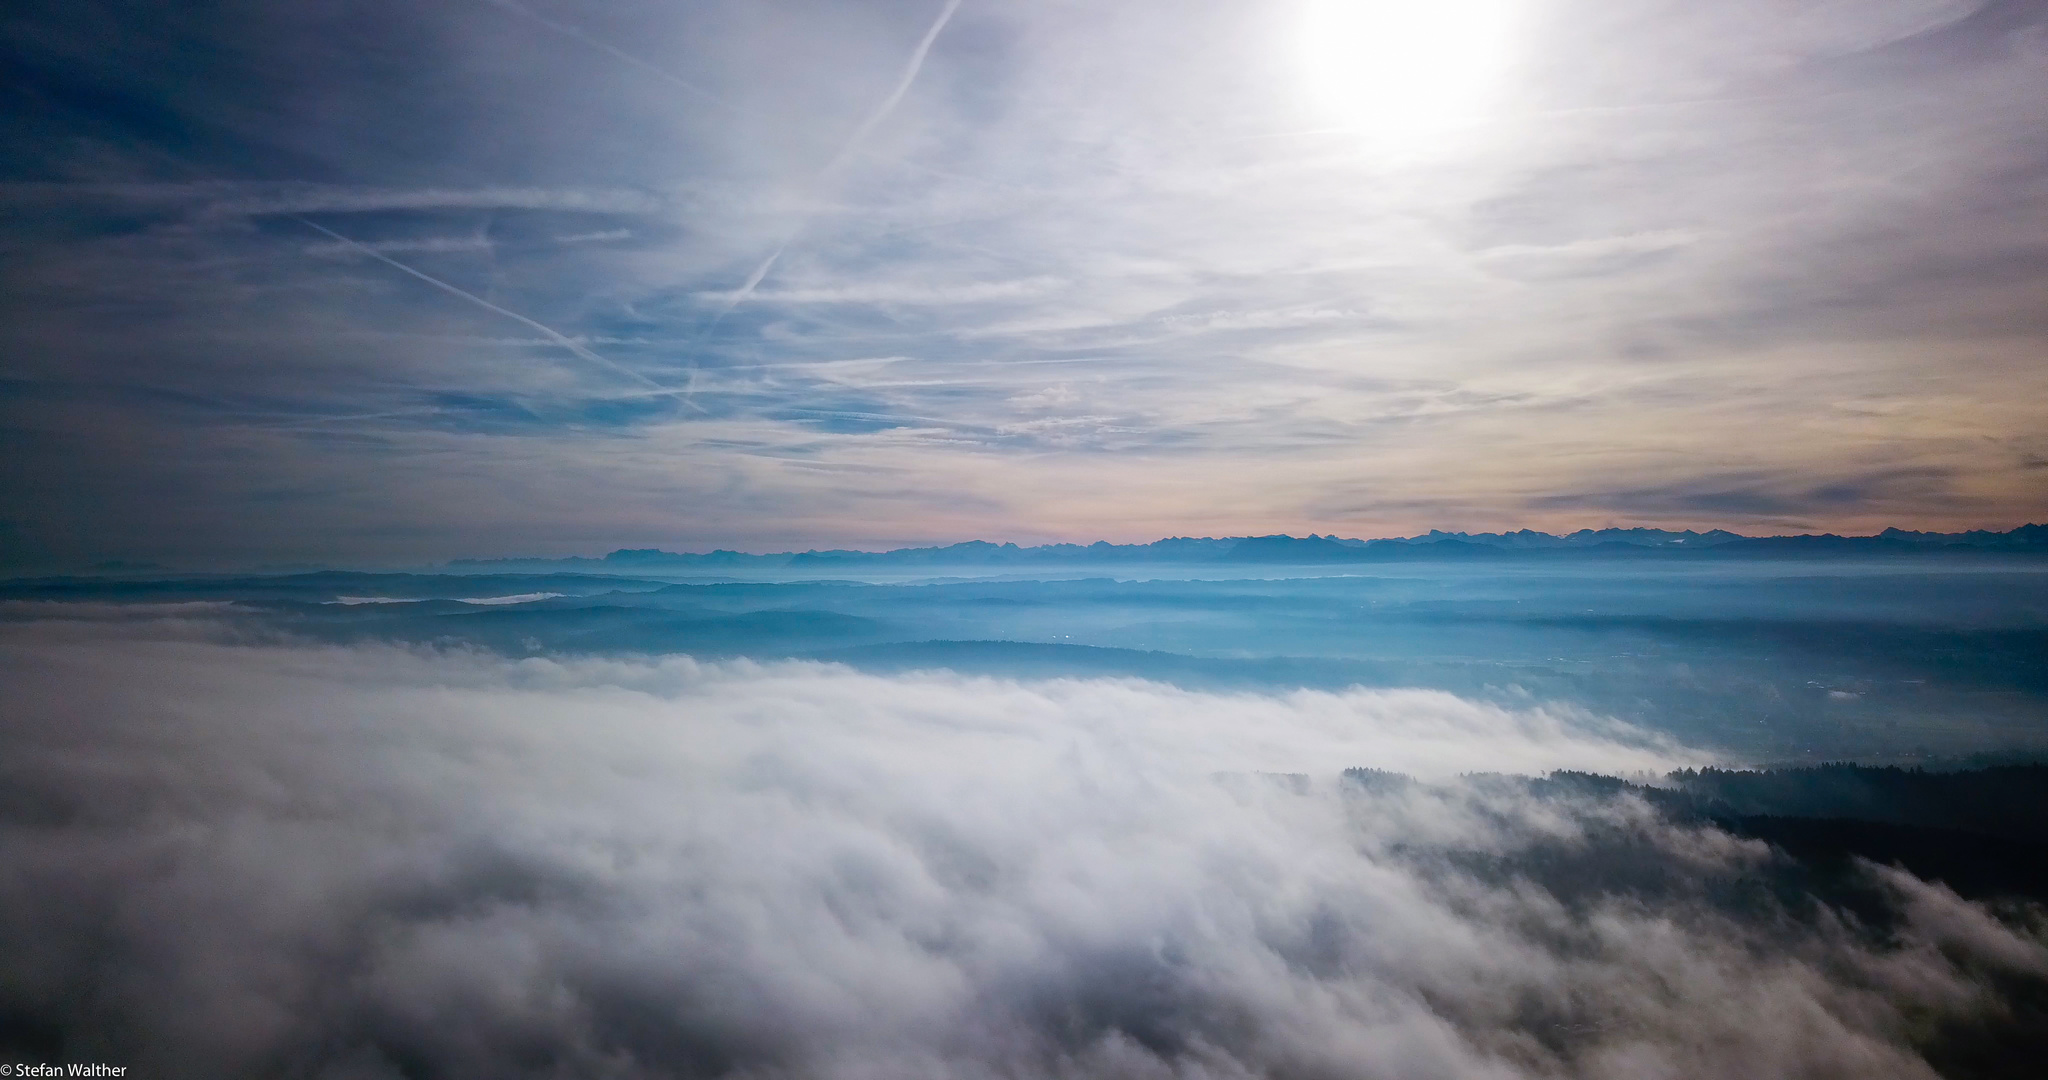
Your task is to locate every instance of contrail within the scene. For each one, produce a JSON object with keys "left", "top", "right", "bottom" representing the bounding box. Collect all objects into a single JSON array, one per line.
[
  {"left": 822, "top": 0, "right": 964, "bottom": 177},
  {"left": 297, "top": 218, "right": 664, "bottom": 390},
  {"left": 716, "top": 240, "right": 790, "bottom": 320},
  {"left": 476, "top": 0, "right": 963, "bottom": 404},
  {"left": 481, "top": 0, "right": 734, "bottom": 110},
  {"left": 712, "top": 0, "right": 963, "bottom": 322}
]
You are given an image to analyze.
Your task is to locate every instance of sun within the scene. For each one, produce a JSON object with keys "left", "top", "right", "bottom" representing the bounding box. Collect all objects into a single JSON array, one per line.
[{"left": 1297, "top": 0, "right": 1520, "bottom": 137}]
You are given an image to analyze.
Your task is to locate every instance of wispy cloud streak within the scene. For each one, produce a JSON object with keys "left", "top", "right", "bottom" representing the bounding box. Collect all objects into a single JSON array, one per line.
[
  {"left": 481, "top": 0, "right": 735, "bottom": 110},
  {"left": 713, "top": 0, "right": 964, "bottom": 323},
  {"left": 823, "top": 0, "right": 964, "bottom": 178},
  {"left": 296, "top": 218, "right": 664, "bottom": 391}
]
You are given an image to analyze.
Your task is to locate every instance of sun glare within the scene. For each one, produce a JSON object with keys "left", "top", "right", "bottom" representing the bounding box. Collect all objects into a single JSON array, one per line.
[{"left": 1298, "top": 0, "right": 1519, "bottom": 137}]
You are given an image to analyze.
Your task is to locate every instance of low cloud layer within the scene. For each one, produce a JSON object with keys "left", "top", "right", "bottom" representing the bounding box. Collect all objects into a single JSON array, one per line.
[{"left": 3, "top": 626, "right": 2044, "bottom": 1077}]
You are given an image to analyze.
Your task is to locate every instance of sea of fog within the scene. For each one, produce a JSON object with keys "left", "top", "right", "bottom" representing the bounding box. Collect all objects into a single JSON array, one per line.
[{"left": 2, "top": 557, "right": 2045, "bottom": 1077}]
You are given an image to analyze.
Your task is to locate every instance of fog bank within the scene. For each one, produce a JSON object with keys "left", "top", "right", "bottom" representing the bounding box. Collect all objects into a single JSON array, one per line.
[{"left": 1, "top": 629, "right": 2041, "bottom": 1078}]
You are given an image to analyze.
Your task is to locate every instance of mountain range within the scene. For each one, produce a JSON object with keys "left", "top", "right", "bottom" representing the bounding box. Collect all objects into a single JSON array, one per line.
[{"left": 447, "top": 524, "right": 2048, "bottom": 572}]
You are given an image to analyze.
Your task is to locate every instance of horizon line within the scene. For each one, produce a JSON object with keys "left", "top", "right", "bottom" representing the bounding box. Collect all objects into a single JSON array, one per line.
[{"left": 447, "top": 522, "right": 2048, "bottom": 563}]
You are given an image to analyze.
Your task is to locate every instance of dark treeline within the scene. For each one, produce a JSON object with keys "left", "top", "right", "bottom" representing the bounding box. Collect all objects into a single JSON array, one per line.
[
  {"left": 1475, "top": 764, "right": 2048, "bottom": 905},
  {"left": 1669, "top": 763, "right": 2048, "bottom": 844},
  {"left": 1337, "top": 763, "right": 2048, "bottom": 1078}
]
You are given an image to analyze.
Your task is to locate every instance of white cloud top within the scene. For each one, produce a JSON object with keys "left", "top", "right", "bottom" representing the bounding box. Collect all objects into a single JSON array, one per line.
[{"left": 1, "top": 627, "right": 2038, "bottom": 1076}]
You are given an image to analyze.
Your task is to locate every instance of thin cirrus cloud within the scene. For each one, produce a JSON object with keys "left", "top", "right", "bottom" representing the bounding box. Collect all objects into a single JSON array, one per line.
[
  {"left": 302, "top": 236, "right": 498, "bottom": 258},
  {"left": 0, "top": 0, "right": 2044, "bottom": 565},
  {"left": 700, "top": 276, "right": 1067, "bottom": 306}
]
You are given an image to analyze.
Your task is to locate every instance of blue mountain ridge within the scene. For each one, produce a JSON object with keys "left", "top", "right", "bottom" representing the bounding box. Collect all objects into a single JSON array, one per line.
[{"left": 447, "top": 524, "right": 2048, "bottom": 571}]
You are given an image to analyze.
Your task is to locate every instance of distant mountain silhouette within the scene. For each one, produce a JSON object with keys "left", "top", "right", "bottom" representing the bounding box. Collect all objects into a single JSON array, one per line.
[{"left": 442, "top": 523, "right": 2048, "bottom": 572}]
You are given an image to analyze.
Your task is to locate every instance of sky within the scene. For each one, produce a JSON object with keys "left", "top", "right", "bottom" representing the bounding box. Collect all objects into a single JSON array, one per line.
[{"left": 2, "top": 0, "right": 2045, "bottom": 566}]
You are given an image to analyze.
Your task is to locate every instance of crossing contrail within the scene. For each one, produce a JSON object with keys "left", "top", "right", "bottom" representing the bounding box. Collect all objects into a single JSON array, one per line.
[
  {"left": 713, "top": 0, "right": 964, "bottom": 321},
  {"left": 822, "top": 0, "right": 964, "bottom": 178},
  {"left": 297, "top": 218, "right": 664, "bottom": 390},
  {"left": 481, "top": 0, "right": 735, "bottom": 111}
]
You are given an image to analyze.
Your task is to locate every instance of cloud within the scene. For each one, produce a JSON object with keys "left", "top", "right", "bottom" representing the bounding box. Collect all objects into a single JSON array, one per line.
[
  {"left": 705, "top": 0, "right": 965, "bottom": 323},
  {"left": 554, "top": 228, "right": 635, "bottom": 244},
  {"left": 302, "top": 236, "right": 497, "bottom": 258},
  {"left": 2, "top": 0, "right": 2046, "bottom": 559},
  {"left": 1157, "top": 306, "right": 1376, "bottom": 333},
  {"left": 294, "top": 218, "right": 667, "bottom": 392},
  {"left": 1, "top": 627, "right": 2042, "bottom": 1076},
  {"left": 1525, "top": 465, "right": 1968, "bottom": 522},
  {"left": 201, "top": 185, "right": 673, "bottom": 220},
  {"left": 700, "top": 276, "right": 1066, "bottom": 306},
  {"left": 326, "top": 592, "right": 565, "bottom": 605},
  {"left": 1474, "top": 230, "right": 1701, "bottom": 280}
]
